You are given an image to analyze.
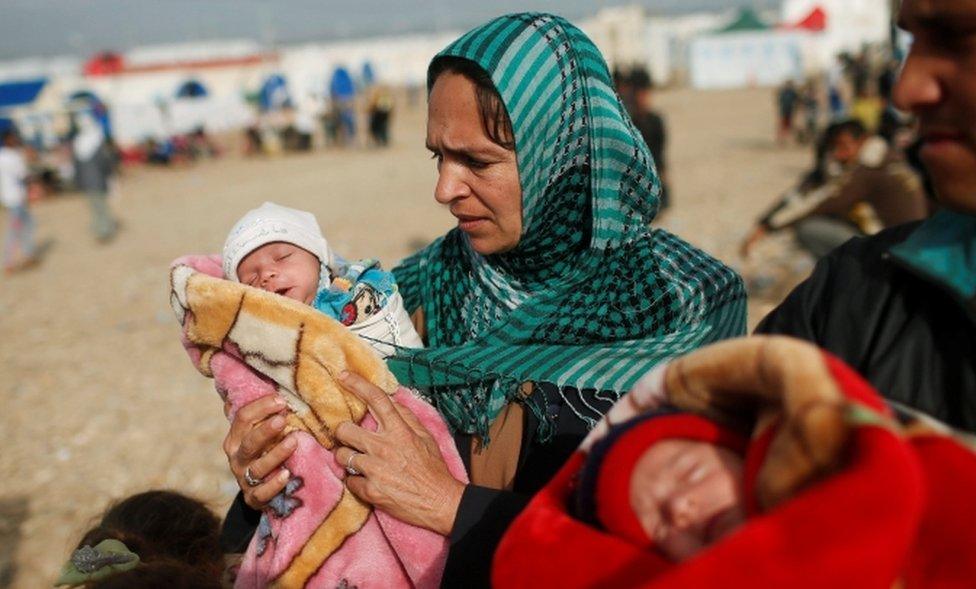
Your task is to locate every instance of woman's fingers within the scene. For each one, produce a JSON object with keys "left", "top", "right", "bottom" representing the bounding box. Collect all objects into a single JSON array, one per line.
[
  {"left": 224, "top": 395, "right": 286, "bottom": 456},
  {"left": 234, "top": 395, "right": 286, "bottom": 431},
  {"left": 334, "top": 446, "right": 377, "bottom": 477},
  {"left": 244, "top": 468, "right": 291, "bottom": 510},
  {"left": 391, "top": 398, "right": 432, "bottom": 440},
  {"left": 248, "top": 434, "right": 298, "bottom": 480},
  {"left": 343, "top": 472, "right": 371, "bottom": 502},
  {"left": 333, "top": 420, "right": 380, "bottom": 454},
  {"left": 338, "top": 371, "right": 400, "bottom": 429},
  {"left": 238, "top": 413, "right": 287, "bottom": 461}
]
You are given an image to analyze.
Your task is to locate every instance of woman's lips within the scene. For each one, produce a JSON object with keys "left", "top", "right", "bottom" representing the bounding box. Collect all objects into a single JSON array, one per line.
[{"left": 455, "top": 214, "right": 488, "bottom": 232}]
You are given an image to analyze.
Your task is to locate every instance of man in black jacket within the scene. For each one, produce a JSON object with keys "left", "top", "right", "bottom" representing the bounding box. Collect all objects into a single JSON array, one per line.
[{"left": 756, "top": 0, "right": 976, "bottom": 432}]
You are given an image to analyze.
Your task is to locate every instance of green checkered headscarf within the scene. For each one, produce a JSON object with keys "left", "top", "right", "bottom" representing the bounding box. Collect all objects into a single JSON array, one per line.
[{"left": 391, "top": 13, "right": 746, "bottom": 438}]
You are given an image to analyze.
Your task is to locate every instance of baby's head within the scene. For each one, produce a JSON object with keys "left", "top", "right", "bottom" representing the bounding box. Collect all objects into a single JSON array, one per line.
[
  {"left": 577, "top": 412, "right": 749, "bottom": 562},
  {"left": 222, "top": 202, "right": 331, "bottom": 305}
]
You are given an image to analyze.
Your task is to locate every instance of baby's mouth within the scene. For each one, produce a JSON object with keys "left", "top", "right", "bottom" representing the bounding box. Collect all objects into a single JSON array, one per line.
[
  {"left": 275, "top": 287, "right": 291, "bottom": 297},
  {"left": 704, "top": 510, "right": 728, "bottom": 542}
]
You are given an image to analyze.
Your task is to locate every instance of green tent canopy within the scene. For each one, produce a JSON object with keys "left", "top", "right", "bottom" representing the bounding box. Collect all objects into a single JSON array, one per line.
[{"left": 718, "top": 8, "right": 770, "bottom": 33}]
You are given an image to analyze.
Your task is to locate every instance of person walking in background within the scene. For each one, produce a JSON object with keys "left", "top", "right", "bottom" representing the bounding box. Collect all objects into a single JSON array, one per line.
[
  {"left": 629, "top": 71, "right": 670, "bottom": 211},
  {"left": 0, "top": 129, "right": 37, "bottom": 274},
  {"left": 776, "top": 80, "right": 800, "bottom": 145},
  {"left": 798, "top": 79, "right": 821, "bottom": 144},
  {"left": 367, "top": 85, "right": 394, "bottom": 147},
  {"left": 72, "top": 111, "right": 118, "bottom": 243}
]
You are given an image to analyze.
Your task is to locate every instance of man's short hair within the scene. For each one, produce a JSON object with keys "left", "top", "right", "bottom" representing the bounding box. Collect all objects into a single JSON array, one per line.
[{"left": 824, "top": 119, "right": 867, "bottom": 147}]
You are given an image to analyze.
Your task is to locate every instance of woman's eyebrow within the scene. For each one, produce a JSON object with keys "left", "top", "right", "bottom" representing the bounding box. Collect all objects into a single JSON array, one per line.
[{"left": 426, "top": 140, "right": 498, "bottom": 157}]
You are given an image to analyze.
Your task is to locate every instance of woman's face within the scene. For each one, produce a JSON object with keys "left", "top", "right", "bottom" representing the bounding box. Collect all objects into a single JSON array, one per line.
[
  {"left": 629, "top": 439, "right": 747, "bottom": 562},
  {"left": 426, "top": 72, "right": 522, "bottom": 255}
]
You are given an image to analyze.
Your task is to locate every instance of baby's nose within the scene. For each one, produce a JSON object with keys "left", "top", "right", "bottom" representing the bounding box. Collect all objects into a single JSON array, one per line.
[
  {"left": 666, "top": 495, "right": 698, "bottom": 530},
  {"left": 259, "top": 269, "right": 278, "bottom": 289}
]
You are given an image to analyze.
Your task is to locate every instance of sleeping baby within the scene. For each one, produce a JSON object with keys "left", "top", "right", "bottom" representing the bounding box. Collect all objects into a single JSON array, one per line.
[{"left": 222, "top": 201, "right": 423, "bottom": 357}]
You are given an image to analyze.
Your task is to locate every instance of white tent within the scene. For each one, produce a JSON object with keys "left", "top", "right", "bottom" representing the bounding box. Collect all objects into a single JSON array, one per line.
[
  {"left": 689, "top": 30, "right": 807, "bottom": 89},
  {"left": 780, "top": 0, "right": 891, "bottom": 69}
]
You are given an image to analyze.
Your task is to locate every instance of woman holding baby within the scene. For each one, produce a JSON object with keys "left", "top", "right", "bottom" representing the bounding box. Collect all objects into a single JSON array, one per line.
[{"left": 221, "top": 13, "right": 745, "bottom": 586}]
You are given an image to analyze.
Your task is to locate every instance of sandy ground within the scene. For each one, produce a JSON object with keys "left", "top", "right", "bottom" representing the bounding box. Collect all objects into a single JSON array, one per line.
[{"left": 0, "top": 86, "right": 813, "bottom": 588}]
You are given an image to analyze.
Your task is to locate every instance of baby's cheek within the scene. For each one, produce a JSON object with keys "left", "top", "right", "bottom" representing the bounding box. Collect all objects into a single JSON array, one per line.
[
  {"left": 658, "top": 531, "right": 705, "bottom": 563},
  {"left": 631, "top": 491, "right": 661, "bottom": 540}
]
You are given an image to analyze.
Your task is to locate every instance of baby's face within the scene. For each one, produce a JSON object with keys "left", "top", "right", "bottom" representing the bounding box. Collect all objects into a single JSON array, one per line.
[
  {"left": 236, "top": 242, "right": 320, "bottom": 305},
  {"left": 630, "top": 438, "right": 746, "bottom": 562}
]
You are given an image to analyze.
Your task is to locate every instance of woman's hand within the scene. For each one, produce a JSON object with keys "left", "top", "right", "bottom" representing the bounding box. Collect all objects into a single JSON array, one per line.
[
  {"left": 333, "top": 372, "right": 466, "bottom": 536},
  {"left": 223, "top": 395, "right": 299, "bottom": 510}
]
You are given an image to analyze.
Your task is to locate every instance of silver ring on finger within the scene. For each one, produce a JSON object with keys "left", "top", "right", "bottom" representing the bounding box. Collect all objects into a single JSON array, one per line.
[
  {"left": 244, "top": 465, "right": 263, "bottom": 487},
  {"left": 345, "top": 452, "right": 362, "bottom": 477}
]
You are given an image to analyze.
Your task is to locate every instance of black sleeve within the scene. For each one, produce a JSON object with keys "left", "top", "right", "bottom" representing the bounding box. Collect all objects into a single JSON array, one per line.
[
  {"left": 441, "top": 485, "right": 530, "bottom": 589},
  {"left": 220, "top": 491, "right": 261, "bottom": 553},
  {"left": 753, "top": 252, "right": 835, "bottom": 342}
]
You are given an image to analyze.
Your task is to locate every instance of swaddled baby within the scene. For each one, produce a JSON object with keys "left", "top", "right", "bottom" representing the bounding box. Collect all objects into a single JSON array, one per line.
[
  {"left": 223, "top": 202, "right": 423, "bottom": 357},
  {"left": 575, "top": 411, "right": 749, "bottom": 562}
]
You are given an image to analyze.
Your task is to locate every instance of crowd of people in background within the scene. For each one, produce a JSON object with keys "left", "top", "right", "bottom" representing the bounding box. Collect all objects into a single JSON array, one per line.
[
  {"left": 244, "top": 83, "right": 397, "bottom": 157},
  {"left": 0, "top": 108, "right": 121, "bottom": 273},
  {"left": 745, "top": 48, "right": 931, "bottom": 261}
]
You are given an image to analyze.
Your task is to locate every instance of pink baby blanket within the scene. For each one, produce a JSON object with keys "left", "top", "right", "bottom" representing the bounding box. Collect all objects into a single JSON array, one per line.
[{"left": 169, "top": 254, "right": 467, "bottom": 588}]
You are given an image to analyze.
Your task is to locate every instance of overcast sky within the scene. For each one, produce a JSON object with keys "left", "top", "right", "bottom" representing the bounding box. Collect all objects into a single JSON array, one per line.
[{"left": 0, "top": 0, "right": 779, "bottom": 60}]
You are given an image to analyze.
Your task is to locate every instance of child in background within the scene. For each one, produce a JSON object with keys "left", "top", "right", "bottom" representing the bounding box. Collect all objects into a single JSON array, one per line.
[
  {"left": 57, "top": 490, "right": 224, "bottom": 588},
  {"left": 0, "top": 129, "right": 37, "bottom": 273},
  {"left": 222, "top": 202, "right": 423, "bottom": 357}
]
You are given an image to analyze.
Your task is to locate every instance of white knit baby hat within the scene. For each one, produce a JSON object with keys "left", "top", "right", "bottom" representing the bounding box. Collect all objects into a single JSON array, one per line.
[{"left": 222, "top": 202, "right": 332, "bottom": 283}]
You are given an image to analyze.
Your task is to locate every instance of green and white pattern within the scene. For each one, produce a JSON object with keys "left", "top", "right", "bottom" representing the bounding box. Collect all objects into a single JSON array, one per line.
[{"left": 391, "top": 13, "right": 746, "bottom": 437}]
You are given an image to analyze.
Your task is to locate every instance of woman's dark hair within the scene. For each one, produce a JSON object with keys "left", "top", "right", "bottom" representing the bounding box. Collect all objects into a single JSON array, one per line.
[
  {"left": 428, "top": 56, "right": 515, "bottom": 150},
  {"left": 76, "top": 490, "right": 224, "bottom": 580}
]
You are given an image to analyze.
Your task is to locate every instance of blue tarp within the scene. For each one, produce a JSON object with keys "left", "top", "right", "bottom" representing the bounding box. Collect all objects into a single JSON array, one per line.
[
  {"left": 68, "top": 90, "right": 113, "bottom": 138},
  {"left": 0, "top": 79, "right": 47, "bottom": 110},
  {"left": 176, "top": 79, "right": 208, "bottom": 99},
  {"left": 259, "top": 74, "right": 291, "bottom": 111},
  {"left": 330, "top": 67, "right": 356, "bottom": 101}
]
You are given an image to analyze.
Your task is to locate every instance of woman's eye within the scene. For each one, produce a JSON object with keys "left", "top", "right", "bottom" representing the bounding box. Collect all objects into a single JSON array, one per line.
[{"left": 466, "top": 156, "right": 488, "bottom": 169}]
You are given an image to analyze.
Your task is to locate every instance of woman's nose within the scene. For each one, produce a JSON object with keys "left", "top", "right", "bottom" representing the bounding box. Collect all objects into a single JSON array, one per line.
[
  {"left": 434, "top": 164, "right": 470, "bottom": 205},
  {"left": 892, "top": 52, "right": 944, "bottom": 114}
]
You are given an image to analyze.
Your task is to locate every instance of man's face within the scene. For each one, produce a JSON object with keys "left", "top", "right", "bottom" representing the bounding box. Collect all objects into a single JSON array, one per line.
[
  {"left": 830, "top": 131, "right": 864, "bottom": 166},
  {"left": 895, "top": 0, "right": 976, "bottom": 213}
]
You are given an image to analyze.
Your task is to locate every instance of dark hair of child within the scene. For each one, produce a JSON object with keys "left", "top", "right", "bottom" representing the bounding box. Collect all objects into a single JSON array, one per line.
[{"left": 73, "top": 490, "right": 224, "bottom": 585}]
